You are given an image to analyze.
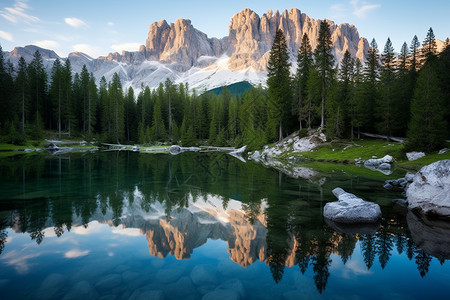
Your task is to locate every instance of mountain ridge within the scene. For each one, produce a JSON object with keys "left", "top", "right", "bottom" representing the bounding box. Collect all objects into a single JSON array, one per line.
[{"left": 4, "top": 8, "right": 444, "bottom": 93}]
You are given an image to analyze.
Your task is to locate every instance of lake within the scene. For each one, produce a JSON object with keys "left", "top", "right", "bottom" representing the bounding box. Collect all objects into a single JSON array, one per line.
[{"left": 0, "top": 151, "right": 449, "bottom": 299}]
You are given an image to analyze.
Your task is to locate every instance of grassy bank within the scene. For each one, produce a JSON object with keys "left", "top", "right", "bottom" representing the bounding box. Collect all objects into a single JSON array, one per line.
[{"left": 277, "top": 138, "right": 450, "bottom": 171}]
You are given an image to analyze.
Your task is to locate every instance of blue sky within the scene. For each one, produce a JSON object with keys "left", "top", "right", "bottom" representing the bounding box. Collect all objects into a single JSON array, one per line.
[{"left": 0, "top": 0, "right": 448, "bottom": 58}]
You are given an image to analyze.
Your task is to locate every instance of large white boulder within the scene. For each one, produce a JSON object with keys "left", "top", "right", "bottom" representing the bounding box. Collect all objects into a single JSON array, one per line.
[
  {"left": 323, "top": 188, "right": 382, "bottom": 223},
  {"left": 406, "top": 160, "right": 450, "bottom": 217},
  {"left": 406, "top": 151, "right": 426, "bottom": 161}
]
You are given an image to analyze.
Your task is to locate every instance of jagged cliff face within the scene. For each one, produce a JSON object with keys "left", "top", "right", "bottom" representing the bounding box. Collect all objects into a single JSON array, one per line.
[
  {"left": 5, "top": 8, "right": 372, "bottom": 91},
  {"left": 136, "top": 8, "right": 369, "bottom": 72},
  {"left": 226, "top": 8, "right": 368, "bottom": 71},
  {"left": 143, "top": 19, "right": 224, "bottom": 71}
]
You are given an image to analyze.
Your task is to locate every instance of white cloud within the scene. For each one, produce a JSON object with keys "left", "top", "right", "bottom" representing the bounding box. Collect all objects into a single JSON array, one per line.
[
  {"left": 34, "top": 40, "right": 60, "bottom": 50},
  {"left": 64, "top": 249, "right": 90, "bottom": 258},
  {"left": 72, "top": 44, "right": 102, "bottom": 58},
  {"left": 330, "top": 4, "right": 346, "bottom": 12},
  {"left": 0, "top": 0, "right": 40, "bottom": 24},
  {"left": 1, "top": 250, "right": 41, "bottom": 274},
  {"left": 107, "top": 21, "right": 114, "bottom": 26},
  {"left": 110, "top": 43, "right": 140, "bottom": 52},
  {"left": 112, "top": 227, "right": 142, "bottom": 236},
  {"left": 351, "top": 0, "right": 380, "bottom": 18},
  {"left": 65, "top": 17, "right": 88, "bottom": 28},
  {"left": 345, "top": 260, "right": 373, "bottom": 276},
  {"left": 0, "top": 30, "right": 13, "bottom": 41}
]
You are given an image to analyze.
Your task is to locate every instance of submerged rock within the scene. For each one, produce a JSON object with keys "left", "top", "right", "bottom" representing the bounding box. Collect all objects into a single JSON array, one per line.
[
  {"left": 406, "top": 160, "right": 450, "bottom": 217},
  {"left": 384, "top": 172, "right": 415, "bottom": 191},
  {"left": 406, "top": 151, "right": 426, "bottom": 161},
  {"left": 324, "top": 218, "right": 380, "bottom": 234},
  {"left": 407, "top": 211, "right": 450, "bottom": 260},
  {"left": 323, "top": 188, "right": 382, "bottom": 224}
]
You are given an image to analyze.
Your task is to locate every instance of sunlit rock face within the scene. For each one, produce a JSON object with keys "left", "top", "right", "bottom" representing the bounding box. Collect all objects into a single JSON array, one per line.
[
  {"left": 226, "top": 8, "right": 368, "bottom": 71},
  {"left": 145, "top": 19, "right": 223, "bottom": 70}
]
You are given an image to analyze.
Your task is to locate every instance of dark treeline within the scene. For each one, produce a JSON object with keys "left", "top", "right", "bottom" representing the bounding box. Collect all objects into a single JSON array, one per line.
[{"left": 1, "top": 26, "right": 449, "bottom": 151}]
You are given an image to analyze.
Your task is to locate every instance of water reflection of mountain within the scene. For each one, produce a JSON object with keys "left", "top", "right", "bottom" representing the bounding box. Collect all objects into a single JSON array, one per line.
[{"left": 0, "top": 152, "right": 449, "bottom": 292}]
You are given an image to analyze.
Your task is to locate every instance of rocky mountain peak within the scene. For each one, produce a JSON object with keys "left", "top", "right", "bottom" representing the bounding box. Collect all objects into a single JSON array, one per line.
[
  {"left": 9, "top": 45, "right": 60, "bottom": 62},
  {"left": 144, "top": 17, "right": 222, "bottom": 71}
]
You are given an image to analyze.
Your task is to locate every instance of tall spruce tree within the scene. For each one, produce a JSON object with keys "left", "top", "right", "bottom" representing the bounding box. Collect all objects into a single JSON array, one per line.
[
  {"left": 28, "top": 50, "right": 47, "bottom": 135},
  {"left": 377, "top": 38, "right": 396, "bottom": 140},
  {"left": 109, "top": 73, "right": 124, "bottom": 144},
  {"left": 266, "top": 29, "right": 292, "bottom": 141},
  {"left": 393, "top": 42, "right": 413, "bottom": 136},
  {"left": 314, "top": 20, "right": 335, "bottom": 129},
  {"left": 50, "top": 59, "right": 64, "bottom": 138},
  {"left": 362, "top": 38, "right": 380, "bottom": 132},
  {"left": 421, "top": 27, "right": 437, "bottom": 64},
  {"left": 327, "top": 50, "right": 353, "bottom": 138},
  {"left": 349, "top": 58, "right": 364, "bottom": 139},
  {"left": 62, "top": 59, "right": 73, "bottom": 137},
  {"left": 409, "top": 35, "right": 421, "bottom": 72},
  {"left": 16, "top": 57, "right": 29, "bottom": 134},
  {"left": 407, "top": 63, "right": 446, "bottom": 152},
  {"left": 294, "top": 33, "right": 313, "bottom": 130}
]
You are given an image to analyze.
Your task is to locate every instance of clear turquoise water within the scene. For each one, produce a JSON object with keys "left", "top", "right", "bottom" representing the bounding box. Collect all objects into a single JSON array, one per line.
[{"left": 0, "top": 151, "right": 449, "bottom": 299}]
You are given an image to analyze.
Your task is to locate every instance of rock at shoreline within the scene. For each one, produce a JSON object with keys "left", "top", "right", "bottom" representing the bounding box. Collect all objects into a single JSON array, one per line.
[
  {"left": 406, "top": 160, "right": 450, "bottom": 217},
  {"left": 363, "top": 155, "right": 394, "bottom": 175},
  {"left": 439, "top": 148, "right": 450, "bottom": 154},
  {"left": 406, "top": 151, "right": 426, "bottom": 161},
  {"left": 323, "top": 188, "right": 382, "bottom": 224},
  {"left": 384, "top": 172, "right": 415, "bottom": 191}
]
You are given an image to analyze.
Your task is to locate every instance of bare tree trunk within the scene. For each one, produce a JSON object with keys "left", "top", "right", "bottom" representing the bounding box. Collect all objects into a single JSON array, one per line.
[{"left": 278, "top": 120, "right": 283, "bottom": 142}]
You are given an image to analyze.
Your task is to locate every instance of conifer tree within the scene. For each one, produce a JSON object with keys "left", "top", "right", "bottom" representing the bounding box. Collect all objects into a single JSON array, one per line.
[
  {"left": 150, "top": 93, "right": 166, "bottom": 141},
  {"left": 393, "top": 42, "right": 413, "bottom": 136},
  {"left": 266, "top": 29, "right": 292, "bottom": 141},
  {"left": 349, "top": 58, "right": 364, "bottom": 139},
  {"left": 377, "top": 38, "right": 396, "bottom": 140},
  {"left": 294, "top": 33, "right": 313, "bottom": 130},
  {"left": 27, "top": 50, "right": 47, "bottom": 136},
  {"left": 50, "top": 59, "right": 64, "bottom": 138},
  {"left": 421, "top": 27, "right": 437, "bottom": 64},
  {"left": 87, "top": 74, "right": 98, "bottom": 137},
  {"left": 62, "top": 59, "right": 73, "bottom": 137},
  {"left": 15, "top": 57, "right": 29, "bottom": 134},
  {"left": 409, "top": 35, "right": 421, "bottom": 72},
  {"left": 407, "top": 63, "right": 446, "bottom": 152},
  {"left": 362, "top": 38, "right": 380, "bottom": 132},
  {"left": 228, "top": 96, "right": 239, "bottom": 141},
  {"left": 109, "top": 73, "right": 124, "bottom": 143},
  {"left": 314, "top": 20, "right": 335, "bottom": 129},
  {"left": 327, "top": 50, "right": 353, "bottom": 138}
]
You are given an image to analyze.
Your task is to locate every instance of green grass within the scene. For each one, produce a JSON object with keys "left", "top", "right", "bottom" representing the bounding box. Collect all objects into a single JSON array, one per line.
[
  {"left": 301, "top": 161, "right": 405, "bottom": 180},
  {"left": 276, "top": 138, "right": 450, "bottom": 172},
  {"left": 282, "top": 139, "right": 404, "bottom": 163},
  {"left": 398, "top": 151, "right": 450, "bottom": 170}
]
